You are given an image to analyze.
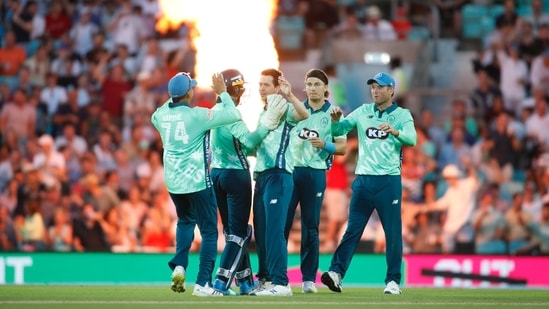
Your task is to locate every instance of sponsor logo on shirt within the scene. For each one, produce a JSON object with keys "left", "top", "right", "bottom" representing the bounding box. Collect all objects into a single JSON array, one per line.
[
  {"left": 298, "top": 128, "right": 319, "bottom": 139},
  {"left": 365, "top": 127, "right": 389, "bottom": 139}
]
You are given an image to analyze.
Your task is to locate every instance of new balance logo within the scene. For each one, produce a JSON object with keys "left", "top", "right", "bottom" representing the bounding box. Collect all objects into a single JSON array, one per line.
[
  {"left": 316, "top": 192, "right": 323, "bottom": 197},
  {"left": 392, "top": 200, "right": 399, "bottom": 205},
  {"left": 269, "top": 199, "right": 278, "bottom": 204}
]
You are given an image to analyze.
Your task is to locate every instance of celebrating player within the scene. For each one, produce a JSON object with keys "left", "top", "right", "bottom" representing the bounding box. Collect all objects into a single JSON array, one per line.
[
  {"left": 151, "top": 72, "right": 240, "bottom": 297},
  {"left": 251, "top": 68, "right": 308, "bottom": 296},
  {"left": 210, "top": 69, "right": 286, "bottom": 295},
  {"left": 321, "top": 72, "right": 417, "bottom": 295},
  {"left": 284, "top": 68, "right": 347, "bottom": 294}
]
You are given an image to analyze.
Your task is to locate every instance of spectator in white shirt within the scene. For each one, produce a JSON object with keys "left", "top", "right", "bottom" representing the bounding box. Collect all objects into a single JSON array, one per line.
[
  {"left": 39, "top": 72, "right": 68, "bottom": 116},
  {"left": 362, "top": 5, "right": 397, "bottom": 40},
  {"left": 494, "top": 44, "right": 529, "bottom": 116},
  {"left": 69, "top": 9, "right": 99, "bottom": 58},
  {"left": 106, "top": 0, "right": 146, "bottom": 55},
  {"left": 525, "top": 97, "right": 549, "bottom": 151},
  {"left": 529, "top": 49, "right": 549, "bottom": 98}
]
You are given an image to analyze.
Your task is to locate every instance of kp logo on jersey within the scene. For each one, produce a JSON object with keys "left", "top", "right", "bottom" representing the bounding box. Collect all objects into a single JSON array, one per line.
[
  {"left": 365, "top": 127, "right": 389, "bottom": 139},
  {"left": 298, "top": 127, "right": 319, "bottom": 139}
]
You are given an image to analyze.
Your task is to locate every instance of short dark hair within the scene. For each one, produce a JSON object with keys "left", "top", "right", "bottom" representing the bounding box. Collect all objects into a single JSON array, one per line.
[{"left": 261, "top": 68, "right": 283, "bottom": 87}]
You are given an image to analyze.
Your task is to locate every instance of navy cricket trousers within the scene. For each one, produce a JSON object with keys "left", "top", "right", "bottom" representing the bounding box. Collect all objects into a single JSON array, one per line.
[{"left": 329, "top": 175, "right": 403, "bottom": 284}]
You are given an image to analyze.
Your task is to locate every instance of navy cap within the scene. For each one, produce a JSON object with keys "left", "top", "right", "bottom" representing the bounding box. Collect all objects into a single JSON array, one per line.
[
  {"left": 367, "top": 72, "right": 395, "bottom": 87},
  {"left": 168, "top": 72, "right": 197, "bottom": 98}
]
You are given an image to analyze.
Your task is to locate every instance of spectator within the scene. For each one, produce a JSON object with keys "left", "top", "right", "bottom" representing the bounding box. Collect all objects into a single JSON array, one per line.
[
  {"left": 515, "top": 202, "right": 549, "bottom": 254},
  {"left": 24, "top": 44, "right": 51, "bottom": 88},
  {"left": 0, "top": 178, "right": 19, "bottom": 216},
  {"left": 525, "top": 96, "right": 549, "bottom": 153},
  {"left": 54, "top": 122, "right": 88, "bottom": 157},
  {"left": 49, "top": 42, "right": 83, "bottom": 87},
  {"left": 9, "top": 0, "right": 44, "bottom": 50},
  {"left": 495, "top": 0, "right": 519, "bottom": 30},
  {"left": 52, "top": 89, "right": 85, "bottom": 137},
  {"left": 72, "top": 203, "right": 110, "bottom": 252},
  {"left": 529, "top": 49, "right": 549, "bottom": 97},
  {"left": 523, "top": 0, "right": 549, "bottom": 35},
  {"left": 391, "top": 6, "right": 412, "bottom": 40},
  {"left": 408, "top": 210, "right": 442, "bottom": 253},
  {"left": 517, "top": 21, "right": 543, "bottom": 69},
  {"left": 505, "top": 192, "right": 533, "bottom": 254},
  {"left": 69, "top": 8, "right": 98, "bottom": 59},
  {"left": 47, "top": 206, "right": 73, "bottom": 252},
  {"left": 123, "top": 71, "right": 155, "bottom": 129},
  {"left": 472, "top": 190, "right": 507, "bottom": 254},
  {"left": 102, "top": 206, "right": 137, "bottom": 252},
  {"left": 0, "top": 205, "right": 17, "bottom": 251},
  {"left": 33, "top": 134, "right": 66, "bottom": 188},
  {"left": 92, "top": 130, "right": 117, "bottom": 176},
  {"left": 80, "top": 172, "right": 119, "bottom": 215},
  {"left": 109, "top": 44, "right": 139, "bottom": 79},
  {"left": 0, "top": 30, "right": 27, "bottom": 90},
  {"left": 428, "top": 162, "right": 480, "bottom": 254},
  {"left": 138, "top": 38, "right": 165, "bottom": 76},
  {"left": 494, "top": 44, "right": 529, "bottom": 115},
  {"left": 39, "top": 72, "right": 68, "bottom": 119},
  {"left": 119, "top": 185, "right": 148, "bottom": 238},
  {"left": 109, "top": 150, "right": 134, "bottom": 194},
  {"left": 438, "top": 126, "right": 473, "bottom": 170},
  {"left": 483, "top": 112, "right": 522, "bottom": 185},
  {"left": 106, "top": 0, "right": 146, "bottom": 56},
  {"left": 389, "top": 56, "right": 409, "bottom": 103},
  {"left": 363, "top": 5, "right": 397, "bottom": 40},
  {"left": 44, "top": 0, "right": 72, "bottom": 40},
  {"left": 15, "top": 196, "right": 47, "bottom": 251},
  {"left": 432, "top": 0, "right": 468, "bottom": 38},
  {"left": 99, "top": 64, "right": 132, "bottom": 127},
  {"left": 329, "top": 6, "right": 365, "bottom": 40},
  {"left": 470, "top": 69, "right": 504, "bottom": 123},
  {"left": 0, "top": 88, "right": 37, "bottom": 150}
]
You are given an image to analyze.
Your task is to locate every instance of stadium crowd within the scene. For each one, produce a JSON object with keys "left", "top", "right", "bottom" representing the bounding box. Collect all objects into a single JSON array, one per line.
[{"left": 0, "top": 0, "right": 548, "bottom": 256}]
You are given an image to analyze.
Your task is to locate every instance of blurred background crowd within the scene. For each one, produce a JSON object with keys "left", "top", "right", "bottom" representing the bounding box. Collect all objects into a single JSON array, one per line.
[{"left": 0, "top": 0, "right": 548, "bottom": 256}]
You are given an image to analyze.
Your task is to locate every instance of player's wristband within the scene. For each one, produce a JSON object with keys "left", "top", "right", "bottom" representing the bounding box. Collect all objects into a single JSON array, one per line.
[{"left": 323, "top": 141, "right": 336, "bottom": 154}]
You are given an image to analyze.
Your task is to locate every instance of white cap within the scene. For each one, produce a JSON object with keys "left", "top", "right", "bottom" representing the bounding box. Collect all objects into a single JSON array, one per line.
[{"left": 442, "top": 164, "right": 462, "bottom": 179}]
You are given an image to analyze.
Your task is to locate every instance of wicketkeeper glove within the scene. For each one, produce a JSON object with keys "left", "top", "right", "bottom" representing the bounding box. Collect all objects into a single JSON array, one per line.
[{"left": 260, "top": 94, "right": 287, "bottom": 130}]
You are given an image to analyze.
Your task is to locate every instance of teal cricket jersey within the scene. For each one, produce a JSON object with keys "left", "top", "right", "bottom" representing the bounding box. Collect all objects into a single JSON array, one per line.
[
  {"left": 210, "top": 95, "right": 270, "bottom": 170},
  {"left": 331, "top": 102, "right": 416, "bottom": 176},
  {"left": 290, "top": 100, "right": 347, "bottom": 170},
  {"left": 253, "top": 103, "right": 299, "bottom": 176},
  {"left": 151, "top": 92, "right": 241, "bottom": 194}
]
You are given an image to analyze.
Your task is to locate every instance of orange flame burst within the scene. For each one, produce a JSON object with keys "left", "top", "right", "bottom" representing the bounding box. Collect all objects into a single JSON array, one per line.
[{"left": 158, "top": 0, "right": 279, "bottom": 120}]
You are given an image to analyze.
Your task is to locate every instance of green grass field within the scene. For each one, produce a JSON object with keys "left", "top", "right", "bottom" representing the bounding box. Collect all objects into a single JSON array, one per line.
[{"left": 1, "top": 285, "right": 548, "bottom": 309}]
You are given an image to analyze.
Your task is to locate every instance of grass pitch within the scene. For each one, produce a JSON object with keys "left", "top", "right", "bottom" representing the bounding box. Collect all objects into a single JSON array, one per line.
[{"left": 0, "top": 285, "right": 547, "bottom": 308}]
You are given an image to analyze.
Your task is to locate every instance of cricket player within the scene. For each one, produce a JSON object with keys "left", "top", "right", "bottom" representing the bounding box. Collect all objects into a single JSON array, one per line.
[
  {"left": 251, "top": 68, "right": 309, "bottom": 296},
  {"left": 151, "top": 72, "right": 240, "bottom": 297},
  {"left": 209, "top": 69, "right": 286, "bottom": 295},
  {"left": 321, "top": 72, "right": 417, "bottom": 295},
  {"left": 284, "top": 69, "right": 347, "bottom": 294}
]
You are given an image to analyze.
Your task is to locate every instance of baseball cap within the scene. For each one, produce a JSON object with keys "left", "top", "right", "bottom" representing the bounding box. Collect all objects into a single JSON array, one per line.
[
  {"left": 367, "top": 72, "right": 395, "bottom": 87},
  {"left": 168, "top": 72, "right": 197, "bottom": 98},
  {"left": 441, "top": 164, "right": 462, "bottom": 179}
]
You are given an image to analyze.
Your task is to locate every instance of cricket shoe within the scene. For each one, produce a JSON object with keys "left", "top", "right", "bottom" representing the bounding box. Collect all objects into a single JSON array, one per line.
[
  {"left": 238, "top": 280, "right": 255, "bottom": 295},
  {"left": 250, "top": 278, "right": 273, "bottom": 295},
  {"left": 253, "top": 284, "right": 293, "bottom": 296},
  {"left": 383, "top": 281, "right": 402, "bottom": 294},
  {"left": 302, "top": 281, "right": 318, "bottom": 294},
  {"left": 192, "top": 283, "right": 224, "bottom": 297},
  {"left": 171, "top": 266, "right": 185, "bottom": 293},
  {"left": 321, "top": 271, "right": 342, "bottom": 293},
  {"left": 212, "top": 279, "right": 236, "bottom": 296}
]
